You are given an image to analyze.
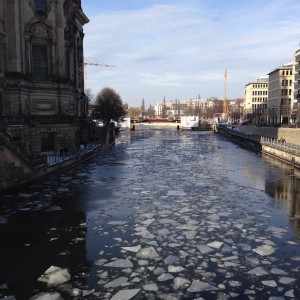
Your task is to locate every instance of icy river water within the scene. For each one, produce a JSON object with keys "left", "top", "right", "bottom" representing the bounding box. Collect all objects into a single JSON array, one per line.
[{"left": 0, "top": 127, "right": 300, "bottom": 300}]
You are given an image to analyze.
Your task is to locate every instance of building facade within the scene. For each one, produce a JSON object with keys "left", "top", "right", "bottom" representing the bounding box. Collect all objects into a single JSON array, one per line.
[
  {"left": 0, "top": 0, "right": 91, "bottom": 156},
  {"left": 268, "top": 63, "right": 293, "bottom": 125},
  {"left": 293, "top": 49, "right": 300, "bottom": 125},
  {"left": 244, "top": 77, "right": 269, "bottom": 124}
]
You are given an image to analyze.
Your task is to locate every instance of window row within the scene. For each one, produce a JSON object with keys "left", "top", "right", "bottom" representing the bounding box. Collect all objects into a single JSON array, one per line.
[
  {"left": 252, "top": 97, "right": 268, "bottom": 102},
  {"left": 281, "top": 89, "right": 292, "bottom": 96},
  {"left": 282, "top": 70, "right": 292, "bottom": 76},
  {"left": 252, "top": 90, "right": 268, "bottom": 96},
  {"left": 281, "top": 80, "right": 292, "bottom": 86},
  {"left": 252, "top": 84, "right": 268, "bottom": 88}
]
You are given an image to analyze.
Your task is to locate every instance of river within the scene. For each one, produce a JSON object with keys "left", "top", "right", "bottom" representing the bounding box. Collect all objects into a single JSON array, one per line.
[{"left": 0, "top": 126, "right": 299, "bottom": 299}]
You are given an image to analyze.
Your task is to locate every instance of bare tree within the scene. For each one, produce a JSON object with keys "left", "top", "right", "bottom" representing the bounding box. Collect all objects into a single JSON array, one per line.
[{"left": 94, "top": 87, "right": 126, "bottom": 126}]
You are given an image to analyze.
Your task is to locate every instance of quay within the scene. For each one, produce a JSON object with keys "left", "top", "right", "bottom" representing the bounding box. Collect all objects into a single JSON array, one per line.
[
  {"left": 0, "top": 127, "right": 116, "bottom": 193},
  {"left": 217, "top": 124, "right": 300, "bottom": 170}
]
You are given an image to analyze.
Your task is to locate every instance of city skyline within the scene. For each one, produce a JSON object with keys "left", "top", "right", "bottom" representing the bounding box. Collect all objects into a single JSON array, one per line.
[{"left": 82, "top": 0, "right": 300, "bottom": 107}]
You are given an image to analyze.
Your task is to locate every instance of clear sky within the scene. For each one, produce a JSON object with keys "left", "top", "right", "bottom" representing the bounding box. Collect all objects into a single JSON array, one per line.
[{"left": 82, "top": 0, "right": 300, "bottom": 107}]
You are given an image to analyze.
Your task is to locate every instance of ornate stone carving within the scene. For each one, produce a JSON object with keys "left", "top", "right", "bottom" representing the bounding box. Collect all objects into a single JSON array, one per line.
[{"left": 26, "top": 20, "right": 54, "bottom": 41}]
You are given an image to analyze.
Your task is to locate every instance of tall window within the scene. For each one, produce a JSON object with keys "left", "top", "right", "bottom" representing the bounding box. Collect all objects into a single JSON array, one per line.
[
  {"left": 41, "top": 132, "right": 54, "bottom": 151},
  {"left": 32, "top": 45, "right": 47, "bottom": 81},
  {"left": 34, "top": 0, "right": 47, "bottom": 13}
]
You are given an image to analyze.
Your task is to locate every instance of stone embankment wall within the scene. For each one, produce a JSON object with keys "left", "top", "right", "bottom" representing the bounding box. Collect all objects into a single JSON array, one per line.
[
  {"left": 0, "top": 146, "right": 34, "bottom": 191},
  {"left": 0, "top": 128, "right": 113, "bottom": 193},
  {"left": 239, "top": 126, "right": 300, "bottom": 146},
  {"left": 261, "top": 144, "right": 300, "bottom": 168},
  {"left": 221, "top": 125, "right": 300, "bottom": 170}
]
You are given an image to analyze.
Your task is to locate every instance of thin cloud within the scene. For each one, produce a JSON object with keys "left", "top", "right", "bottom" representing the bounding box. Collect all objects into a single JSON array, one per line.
[{"left": 83, "top": 0, "right": 300, "bottom": 106}]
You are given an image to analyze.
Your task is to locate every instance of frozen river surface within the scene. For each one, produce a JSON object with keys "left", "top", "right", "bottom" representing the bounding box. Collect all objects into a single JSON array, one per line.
[{"left": 0, "top": 127, "right": 300, "bottom": 300}]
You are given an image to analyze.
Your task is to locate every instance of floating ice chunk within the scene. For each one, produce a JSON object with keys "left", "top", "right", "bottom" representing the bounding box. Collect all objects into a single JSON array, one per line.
[
  {"left": 142, "top": 218, "right": 155, "bottom": 226},
  {"left": 104, "top": 277, "right": 128, "bottom": 288},
  {"left": 107, "top": 221, "right": 127, "bottom": 226},
  {"left": 167, "top": 190, "right": 186, "bottom": 196},
  {"left": 157, "top": 228, "right": 171, "bottom": 235},
  {"left": 262, "top": 280, "right": 277, "bottom": 287},
  {"left": 131, "top": 277, "right": 141, "bottom": 283},
  {"left": 98, "top": 271, "right": 108, "bottom": 279},
  {"left": 134, "top": 230, "right": 155, "bottom": 239},
  {"left": 37, "top": 266, "right": 70, "bottom": 287},
  {"left": 157, "top": 273, "right": 174, "bottom": 282},
  {"left": 187, "top": 280, "right": 218, "bottom": 292},
  {"left": 269, "top": 268, "right": 288, "bottom": 275},
  {"left": 168, "top": 266, "right": 185, "bottom": 273},
  {"left": 284, "top": 289, "right": 295, "bottom": 297},
  {"left": 247, "top": 267, "right": 269, "bottom": 276},
  {"left": 278, "top": 277, "right": 296, "bottom": 285},
  {"left": 82, "top": 289, "right": 95, "bottom": 297},
  {"left": 46, "top": 206, "right": 62, "bottom": 212},
  {"left": 224, "top": 262, "right": 238, "bottom": 268},
  {"left": 228, "top": 280, "right": 241, "bottom": 287},
  {"left": 30, "top": 292, "right": 63, "bottom": 299},
  {"left": 168, "top": 242, "right": 182, "bottom": 248},
  {"left": 0, "top": 283, "right": 8, "bottom": 289},
  {"left": 164, "top": 255, "right": 180, "bottom": 265},
  {"left": 252, "top": 245, "right": 276, "bottom": 256},
  {"left": 222, "top": 255, "right": 239, "bottom": 261},
  {"left": 153, "top": 267, "right": 165, "bottom": 276},
  {"left": 179, "top": 250, "right": 189, "bottom": 258},
  {"left": 94, "top": 259, "right": 107, "bottom": 266},
  {"left": 104, "top": 259, "right": 133, "bottom": 268},
  {"left": 0, "top": 216, "right": 9, "bottom": 225},
  {"left": 179, "top": 207, "right": 192, "bottom": 213},
  {"left": 183, "top": 231, "right": 197, "bottom": 240},
  {"left": 173, "top": 277, "right": 190, "bottom": 289},
  {"left": 138, "top": 260, "right": 149, "bottom": 266},
  {"left": 137, "top": 247, "right": 159, "bottom": 259},
  {"left": 143, "top": 283, "right": 158, "bottom": 291},
  {"left": 110, "top": 289, "right": 141, "bottom": 300},
  {"left": 121, "top": 245, "right": 141, "bottom": 253},
  {"left": 176, "top": 224, "right": 199, "bottom": 231},
  {"left": 197, "top": 244, "right": 214, "bottom": 254},
  {"left": 244, "top": 289, "right": 255, "bottom": 295},
  {"left": 207, "top": 241, "right": 224, "bottom": 249}
]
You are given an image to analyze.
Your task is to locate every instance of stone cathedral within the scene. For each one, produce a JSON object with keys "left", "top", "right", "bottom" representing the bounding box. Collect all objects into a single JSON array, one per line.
[{"left": 0, "top": 0, "right": 91, "bottom": 156}]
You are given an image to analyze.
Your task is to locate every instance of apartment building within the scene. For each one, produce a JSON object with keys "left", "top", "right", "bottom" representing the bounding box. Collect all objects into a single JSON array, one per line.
[
  {"left": 268, "top": 63, "right": 293, "bottom": 125},
  {"left": 0, "top": 0, "right": 91, "bottom": 156},
  {"left": 293, "top": 49, "right": 300, "bottom": 125},
  {"left": 244, "top": 77, "right": 269, "bottom": 124}
]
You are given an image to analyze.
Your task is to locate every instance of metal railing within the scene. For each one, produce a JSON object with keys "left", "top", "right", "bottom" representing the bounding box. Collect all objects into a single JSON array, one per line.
[
  {"left": 46, "top": 140, "right": 103, "bottom": 165},
  {"left": 260, "top": 136, "right": 300, "bottom": 155}
]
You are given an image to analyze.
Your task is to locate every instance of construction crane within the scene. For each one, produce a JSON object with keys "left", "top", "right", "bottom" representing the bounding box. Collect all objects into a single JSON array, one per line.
[
  {"left": 83, "top": 58, "right": 116, "bottom": 92},
  {"left": 223, "top": 69, "right": 228, "bottom": 114}
]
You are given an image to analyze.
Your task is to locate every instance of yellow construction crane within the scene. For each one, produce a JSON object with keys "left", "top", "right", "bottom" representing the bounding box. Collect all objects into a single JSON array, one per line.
[
  {"left": 83, "top": 58, "right": 116, "bottom": 92},
  {"left": 223, "top": 69, "right": 227, "bottom": 114}
]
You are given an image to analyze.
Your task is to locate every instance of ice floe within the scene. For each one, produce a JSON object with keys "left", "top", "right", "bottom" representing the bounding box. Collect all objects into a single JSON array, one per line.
[{"left": 37, "top": 266, "right": 70, "bottom": 287}]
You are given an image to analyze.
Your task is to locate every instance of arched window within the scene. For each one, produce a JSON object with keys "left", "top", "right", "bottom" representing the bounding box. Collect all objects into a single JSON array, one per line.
[{"left": 34, "top": 0, "right": 47, "bottom": 13}]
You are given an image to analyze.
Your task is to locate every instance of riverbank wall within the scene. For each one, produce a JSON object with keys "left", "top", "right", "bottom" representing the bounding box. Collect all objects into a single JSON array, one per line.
[
  {"left": 0, "top": 128, "right": 115, "bottom": 193},
  {"left": 218, "top": 125, "right": 300, "bottom": 170},
  {"left": 239, "top": 125, "right": 300, "bottom": 146}
]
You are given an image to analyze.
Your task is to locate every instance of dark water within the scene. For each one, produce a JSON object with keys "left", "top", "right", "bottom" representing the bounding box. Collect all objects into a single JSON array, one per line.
[{"left": 0, "top": 127, "right": 299, "bottom": 299}]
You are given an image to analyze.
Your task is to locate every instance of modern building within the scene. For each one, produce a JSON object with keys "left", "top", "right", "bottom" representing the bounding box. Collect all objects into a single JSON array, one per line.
[
  {"left": 268, "top": 63, "right": 293, "bottom": 125},
  {"left": 0, "top": 0, "right": 91, "bottom": 157},
  {"left": 244, "top": 76, "right": 269, "bottom": 124}
]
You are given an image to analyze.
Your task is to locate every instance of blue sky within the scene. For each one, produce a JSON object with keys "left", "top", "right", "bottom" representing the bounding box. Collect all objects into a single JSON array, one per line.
[{"left": 82, "top": 0, "right": 300, "bottom": 107}]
